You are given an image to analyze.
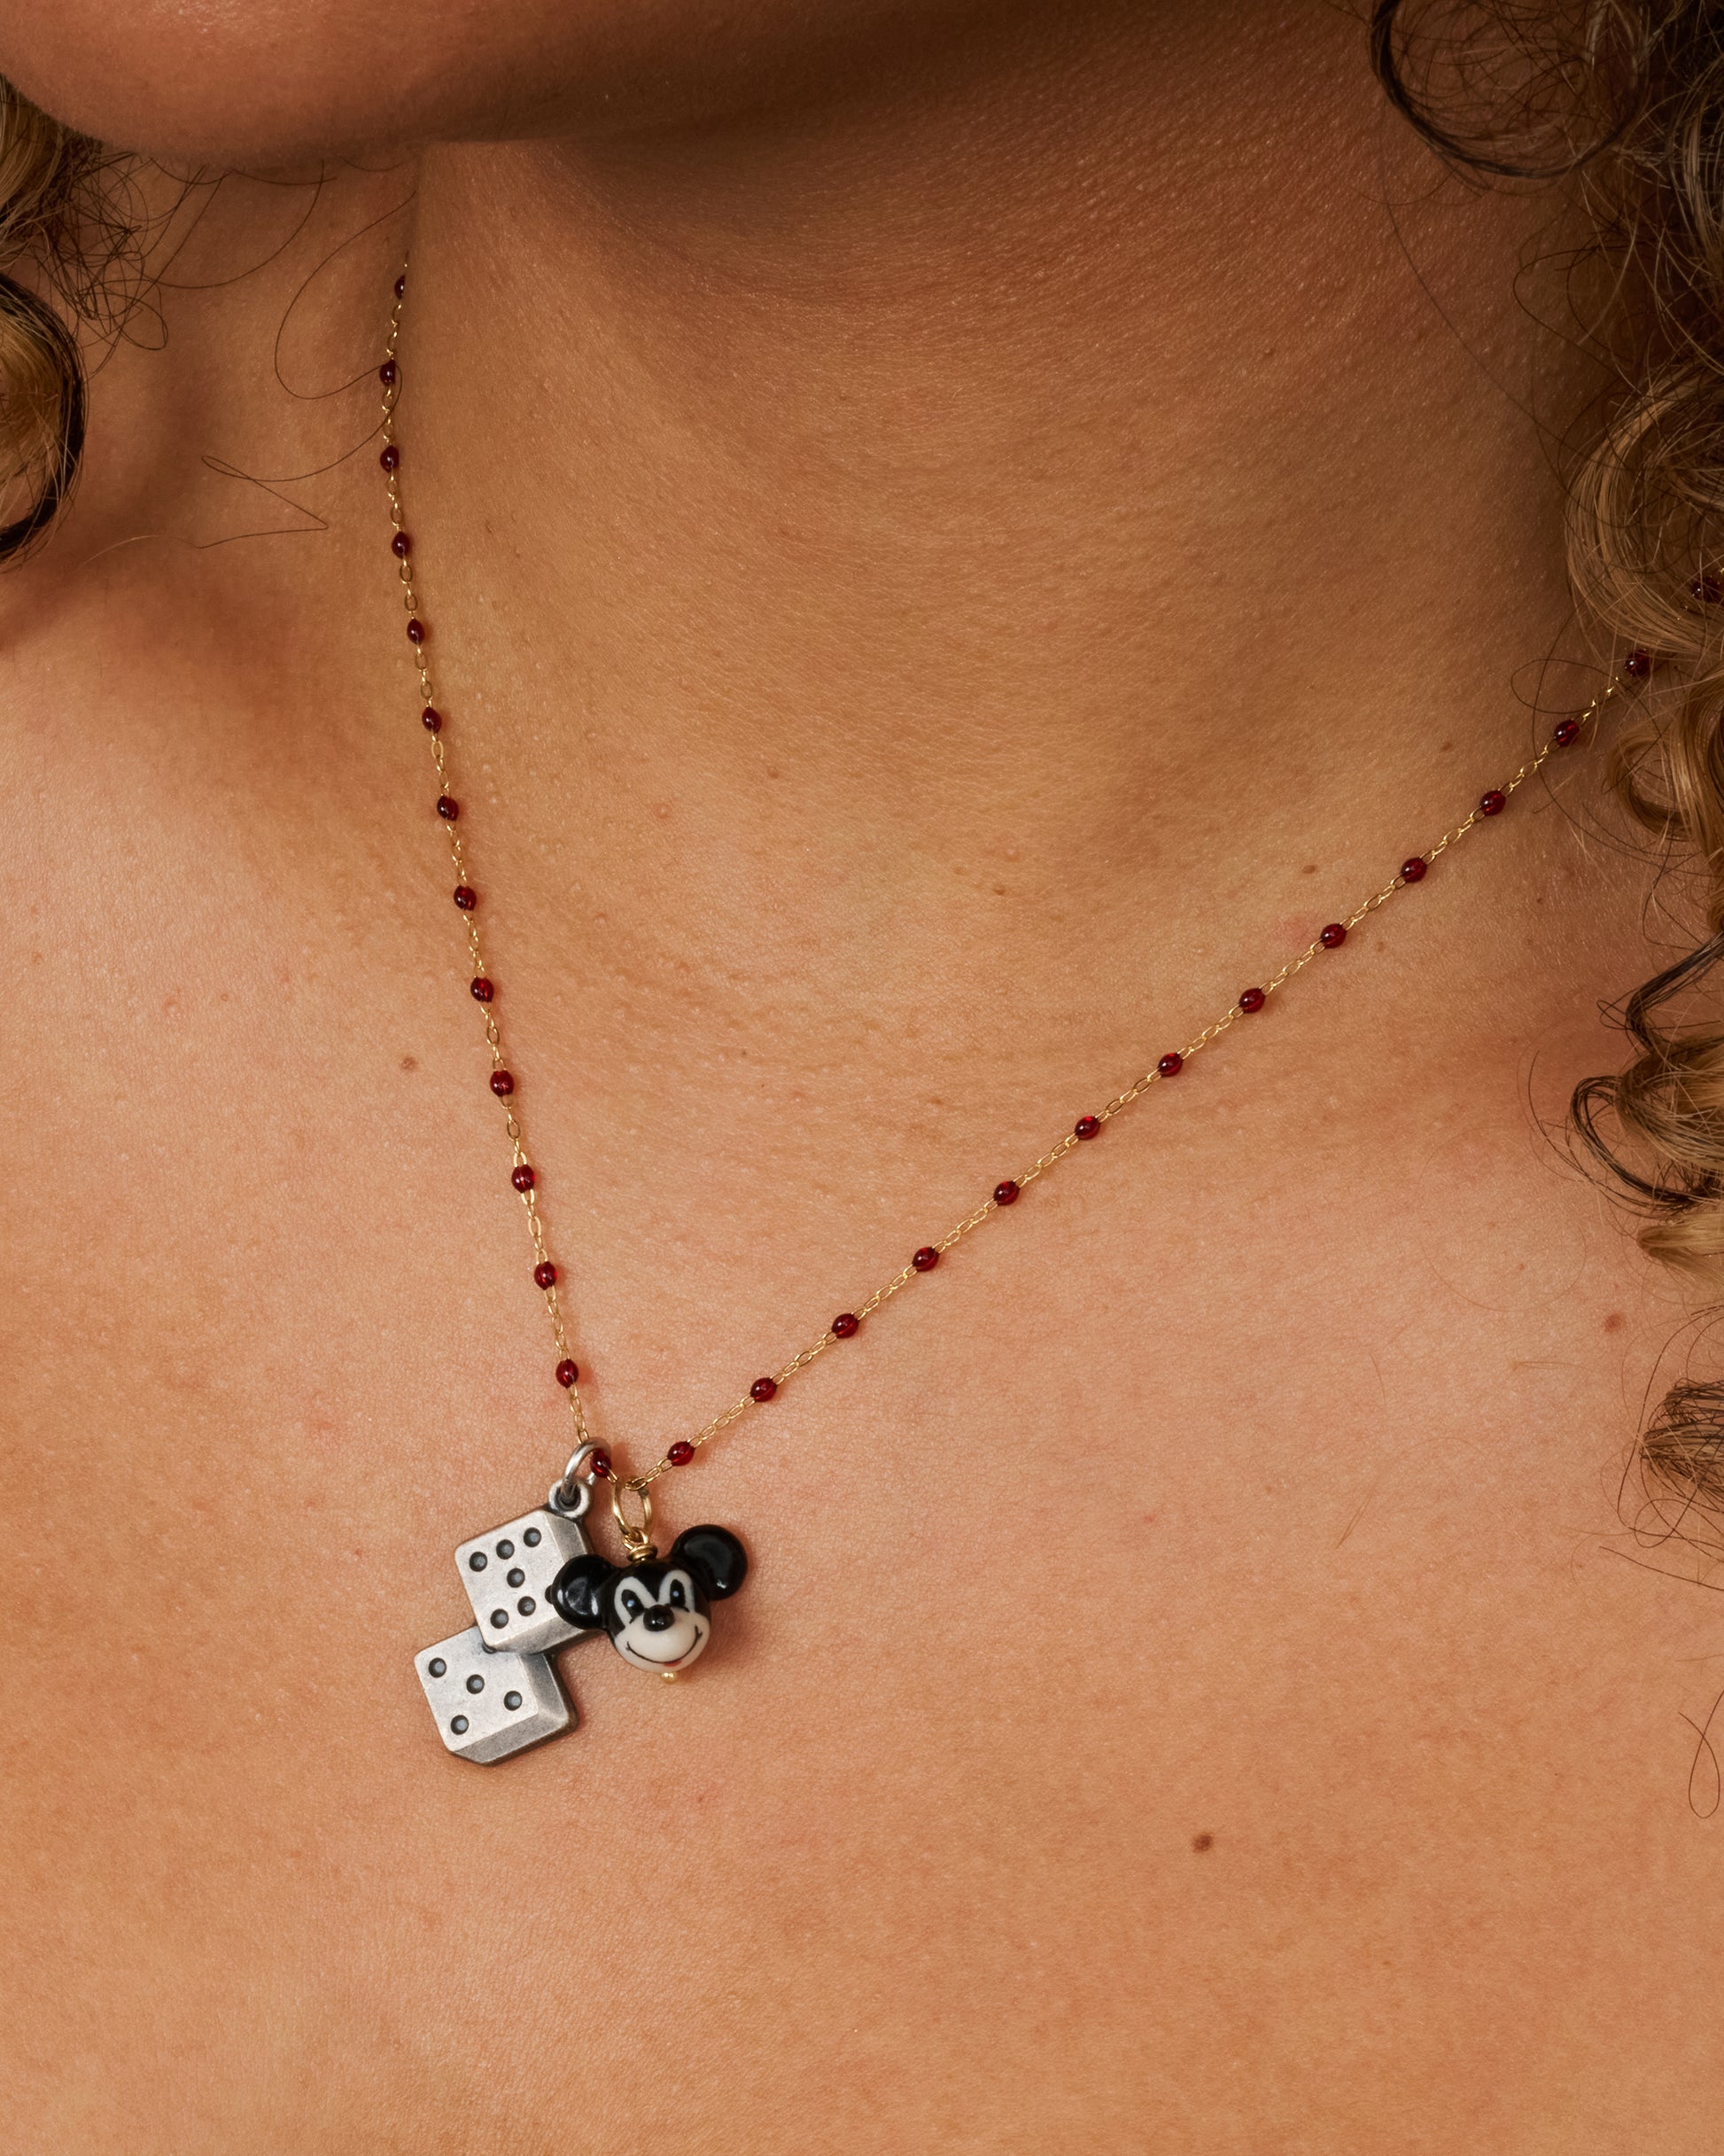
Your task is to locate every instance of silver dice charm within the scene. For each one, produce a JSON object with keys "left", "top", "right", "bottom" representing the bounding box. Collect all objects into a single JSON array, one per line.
[
  {"left": 415, "top": 1497, "right": 599, "bottom": 1765},
  {"left": 456, "top": 1505, "right": 593, "bottom": 1655},
  {"left": 416, "top": 1625, "right": 571, "bottom": 1764}
]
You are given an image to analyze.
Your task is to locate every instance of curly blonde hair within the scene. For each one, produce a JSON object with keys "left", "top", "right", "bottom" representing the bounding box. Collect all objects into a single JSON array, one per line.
[
  {"left": 1370, "top": 0, "right": 1724, "bottom": 1529},
  {"left": 8, "top": 8, "right": 1724, "bottom": 1517},
  {"left": 0, "top": 84, "right": 115, "bottom": 553}
]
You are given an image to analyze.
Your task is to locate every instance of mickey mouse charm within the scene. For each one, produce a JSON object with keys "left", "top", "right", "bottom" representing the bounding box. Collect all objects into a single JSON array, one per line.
[{"left": 549, "top": 1525, "right": 749, "bottom": 1677}]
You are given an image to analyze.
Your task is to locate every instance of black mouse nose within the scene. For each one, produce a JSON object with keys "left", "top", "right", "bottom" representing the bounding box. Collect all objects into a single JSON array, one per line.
[{"left": 641, "top": 1606, "right": 678, "bottom": 1632}]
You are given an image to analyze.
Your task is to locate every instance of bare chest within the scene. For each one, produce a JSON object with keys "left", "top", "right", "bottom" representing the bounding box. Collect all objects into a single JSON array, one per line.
[{"left": 4, "top": 751, "right": 1722, "bottom": 2154}]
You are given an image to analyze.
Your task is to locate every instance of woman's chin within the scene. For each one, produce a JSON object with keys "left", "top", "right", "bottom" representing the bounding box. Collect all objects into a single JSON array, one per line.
[{"left": 0, "top": 0, "right": 997, "bottom": 164}]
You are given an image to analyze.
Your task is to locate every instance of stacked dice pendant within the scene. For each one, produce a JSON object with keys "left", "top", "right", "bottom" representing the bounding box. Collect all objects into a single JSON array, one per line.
[{"left": 415, "top": 1484, "right": 600, "bottom": 1764}]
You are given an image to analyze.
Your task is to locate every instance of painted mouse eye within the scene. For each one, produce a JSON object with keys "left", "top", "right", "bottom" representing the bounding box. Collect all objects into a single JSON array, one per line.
[
  {"left": 666, "top": 1576, "right": 688, "bottom": 1610},
  {"left": 619, "top": 1589, "right": 645, "bottom": 1621}
]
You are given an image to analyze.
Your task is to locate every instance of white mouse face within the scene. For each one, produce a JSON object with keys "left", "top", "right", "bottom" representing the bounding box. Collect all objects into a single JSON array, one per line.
[{"left": 608, "top": 1565, "right": 711, "bottom": 1671}]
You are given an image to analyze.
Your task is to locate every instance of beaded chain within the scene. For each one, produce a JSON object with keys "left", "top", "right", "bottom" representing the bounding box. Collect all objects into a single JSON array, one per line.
[{"left": 376, "top": 266, "right": 1636, "bottom": 1526}]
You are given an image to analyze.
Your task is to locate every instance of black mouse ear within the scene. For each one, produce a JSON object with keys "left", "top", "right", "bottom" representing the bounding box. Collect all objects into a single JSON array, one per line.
[
  {"left": 670, "top": 1525, "right": 749, "bottom": 1601},
  {"left": 550, "top": 1553, "right": 616, "bottom": 1630}
]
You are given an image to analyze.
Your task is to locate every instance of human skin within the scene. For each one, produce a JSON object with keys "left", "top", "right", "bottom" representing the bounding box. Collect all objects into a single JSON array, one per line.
[{"left": 2, "top": 2, "right": 1721, "bottom": 2149}]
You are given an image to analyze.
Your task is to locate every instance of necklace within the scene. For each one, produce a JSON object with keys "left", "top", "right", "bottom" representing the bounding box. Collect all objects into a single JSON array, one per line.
[{"left": 381, "top": 269, "right": 1626, "bottom": 1765}]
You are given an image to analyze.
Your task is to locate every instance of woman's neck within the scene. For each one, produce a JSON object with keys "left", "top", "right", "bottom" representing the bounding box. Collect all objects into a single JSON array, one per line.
[
  {"left": 383, "top": 4, "right": 1596, "bottom": 988},
  {"left": 41, "top": 3, "right": 1617, "bottom": 1070}
]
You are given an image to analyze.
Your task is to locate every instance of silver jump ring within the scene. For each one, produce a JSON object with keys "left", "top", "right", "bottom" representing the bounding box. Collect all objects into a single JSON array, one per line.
[{"left": 547, "top": 1447, "right": 600, "bottom": 1518}]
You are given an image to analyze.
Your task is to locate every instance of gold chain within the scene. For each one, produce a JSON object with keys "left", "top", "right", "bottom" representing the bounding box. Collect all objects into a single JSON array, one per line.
[{"left": 377, "top": 264, "right": 1625, "bottom": 1503}]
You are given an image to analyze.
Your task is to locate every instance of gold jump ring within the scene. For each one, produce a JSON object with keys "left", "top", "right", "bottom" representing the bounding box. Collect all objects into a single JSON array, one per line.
[{"left": 610, "top": 1476, "right": 656, "bottom": 1561}]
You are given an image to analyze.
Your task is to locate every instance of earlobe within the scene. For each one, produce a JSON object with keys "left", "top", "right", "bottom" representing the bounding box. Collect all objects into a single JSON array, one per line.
[
  {"left": 550, "top": 1553, "right": 615, "bottom": 1630},
  {"left": 670, "top": 1525, "right": 749, "bottom": 1601}
]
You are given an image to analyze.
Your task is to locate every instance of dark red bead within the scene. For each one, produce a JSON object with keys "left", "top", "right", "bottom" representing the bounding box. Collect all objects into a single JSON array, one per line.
[
  {"left": 511, "top": 1164, "right": 535, "bottom": 1191},
  {"left": 1318, "top": 922, "right": 1347, "bottom": 949},
  {"left": 994, "top": 1180, "right": 1021, "bottom": 1206},
  {"left": 454, "top": 885, "right": 477, "bottom": 909},
  {"left": 1075, "top": 1116, "right": 1102, "bottom": 1140},
  {"left": 393, "top": 275, "right": 407, "bottom": 300},
  {"left": 392, "top": 532, "right": 411, "bottom": 559},
  {"left": 667, "top": 1441, "right": 695, "bottom": 1467},
  {"left": 1239, "top": 987, "right": 1266, "bottom": 1013},
  {"left": 1156, "top": 1052, "right": 1184, "bottom": 1077},
  {"left": 832, "top": 1312, "right": 860, "bottom": 1338},
  {"left": 1400, "top": 856, "right": 1426, "bottom": 883},
  {"left": 588, "top": 1451, "right": 612, "bottom": 1480},
  {"left": 379, "top": 445, "right": 400, "bottom": 472},
  {"left": 1625, "top": 648, "right": 1654, "bottom": 680},
  {"left": 421, "top": 705, "right": 441, "bottom": 731},
  {"left": 1553, "top": 717, "right": 1580, "bottom": 746},
  {"left": 437, "top": 795, "right": 458, "bottom": 820},
  {"left": 470, "top": 977, "right": 493, "bottom": 1001},
  {"left": 1693, "top": 576, "right": 1721, "bottom": 604},
  {"left": 1479, "top": 790, "right": 1506, "bottom": 816},
  {"left": 379, "top": 359, "right": 398, "bottom": 385},
  {"left": 555, "top": 1358, "right": 579, "bottom": 1388},
  {"left": 749, "top": 1376, "right": 779, "bottom": 1402},
  {"left": 534, "top": 1262, "right": 557, "bottom": 1289},
  {"left": 490, "top": 1070, "right": 514, "bottom": 1096},
  {"left": 406, "top": 619, "right": 425, "bottom": 644},
  {"left": 912, "top": 1246, "right": 940, "bottom": 1272}
]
